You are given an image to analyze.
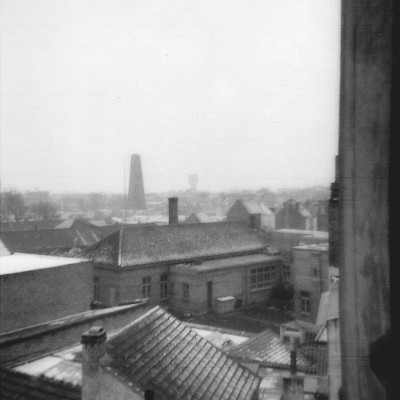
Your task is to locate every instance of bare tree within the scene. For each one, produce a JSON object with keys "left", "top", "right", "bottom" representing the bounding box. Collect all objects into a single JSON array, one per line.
[{"left": 1, "top": 191, "right": 26, "bottom": 221}]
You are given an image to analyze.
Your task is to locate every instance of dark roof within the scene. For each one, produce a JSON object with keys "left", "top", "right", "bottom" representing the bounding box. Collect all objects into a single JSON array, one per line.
[
  {"left": 0, "top": 367, "right": 81, "bottom": 400},
  {"left": 0, "top": 220, "right": 64, "bottom": 232},
  {"left": 84, "top": 221, "right": 267, "bottom": 267},
  {"left": 107, "top": 306, "right": 261, "bottom": 400},
  {"left": 228, "top": 329, "right": 328, "bottom": 376},
  {"left": 0, "top": 219, "right": 120, "bottom": 254},
  {"left": 185, "top": 212, "right": 212, "bottom": 224},
  {"left": 0, "top": 229, "right": 80, "bottom": 253}
]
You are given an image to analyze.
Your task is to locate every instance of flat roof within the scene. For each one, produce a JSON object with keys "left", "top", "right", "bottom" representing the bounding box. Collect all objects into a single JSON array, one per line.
[
  {"left": 0, "top": 253, "right": 88, "bottom": 276},
  {"left": 274, "top": 229, "right": 329, "bottom": 239},
  {"left": 175, "top": 253, "right": 281, "bottom": 273},
  {"left": 292, "top": 243, "right": 329, "bottom": 251}
]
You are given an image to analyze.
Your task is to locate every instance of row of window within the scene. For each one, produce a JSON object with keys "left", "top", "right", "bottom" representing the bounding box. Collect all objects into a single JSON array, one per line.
[
  {"left": 250, "top": 266, "right": 277, "bottom": 290},
  {"left": 95, "top": 264, "right": 283, "bottom": 301}
]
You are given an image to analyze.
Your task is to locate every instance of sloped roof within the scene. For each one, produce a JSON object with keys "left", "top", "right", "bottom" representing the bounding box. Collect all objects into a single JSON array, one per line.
[
  {"left": 0, "top": 229, "right": 81, "bottom": 253},
  {"left": 107, "top": 306, "right": 260, "bottom": 400},
  {"left": 84, "top": 221, "right": 267, "bottom": 267},
  {"left": 185, "top": 212, "right": 212, "bottom": 223},
  {"left": 228, "top": 329, "right": 328, "bottom": 376},
  {"left": 241, "top": 201, "right": 263, "bottom": 214},
  {"left": 0, "top": 220, "right": 120, "bottom": 254},
  {"left": 228, "top": 330, "right": 311, "bottom": 372},
  {"left": 0, "top": 368, "right": 81, "bottom": 400},
  {"left": 0, "top": 239, "right": 11, "bottom": 257}
]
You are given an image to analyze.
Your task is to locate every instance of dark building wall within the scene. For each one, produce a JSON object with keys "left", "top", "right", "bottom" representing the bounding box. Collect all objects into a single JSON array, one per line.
[
  {"left": 338, "top": 0, "right": 393, "bottom": 398},
  {"left": 0, "top": 261, "right": 93, "bottom": 333},
  {"left": 226, "top": 201, "right": 249, "bottom": 222},
  {"left": 316, "top": 201, "right": 329, "bottom": 232}
]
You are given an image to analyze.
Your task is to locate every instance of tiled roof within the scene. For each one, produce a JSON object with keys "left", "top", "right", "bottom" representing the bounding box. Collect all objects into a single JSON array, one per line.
[
  {"left": 107, "top": 306, "right": 261, "bottom": 400},
  {"left": 228, "top": 329, "right": 327, "bottom": 376},
  {"left": 84, "top": 221, "right": 267, "bottom": 267},
  {"left": 0, "top": 229, "right": 81, "bottom": 253},
  {"left": 0, "top": 239, "right": 11, "bottom": 257},
  {"left": 0, "top": 367, "right": 81, "bottom": 400},
  {"left": 0, "top": 220, "right": 64, "bottom": 232},
  {"left": 0, "top": 220, "right": 120, "bottom": 254}
]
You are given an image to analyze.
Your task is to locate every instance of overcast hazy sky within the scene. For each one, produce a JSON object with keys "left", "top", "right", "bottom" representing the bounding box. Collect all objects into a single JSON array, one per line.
[{"left": 0, "top": 0, "right": 340, "bottom": 193}]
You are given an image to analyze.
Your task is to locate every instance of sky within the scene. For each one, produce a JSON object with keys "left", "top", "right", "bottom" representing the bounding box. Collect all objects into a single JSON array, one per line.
[{"left": 0, "top": 0, "right": 341, "bottom": 194}]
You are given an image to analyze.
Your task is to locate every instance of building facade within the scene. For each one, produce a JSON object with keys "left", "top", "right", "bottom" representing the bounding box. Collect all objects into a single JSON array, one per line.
[{"left": 0, "top": 253, "right": 93, "bottom": 333}]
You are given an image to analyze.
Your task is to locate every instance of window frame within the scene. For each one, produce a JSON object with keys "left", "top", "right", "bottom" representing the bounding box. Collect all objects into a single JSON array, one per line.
[
  {"left": 250, "top": 265, "right": 277, "bottom": 291},
  {"left": 182, "top": 283, "right": 189, "bottom": 301},
  {"left": 160, "top": 273, "right": 168, "bottom": 300},
  {"left": 142, "top": 276, "right": 151, "bottom": 298}
]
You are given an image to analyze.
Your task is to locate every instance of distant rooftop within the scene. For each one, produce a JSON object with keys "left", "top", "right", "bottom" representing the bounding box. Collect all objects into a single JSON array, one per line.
[{"left": 0, "top": 253, "right": 87, "bottom": 276}]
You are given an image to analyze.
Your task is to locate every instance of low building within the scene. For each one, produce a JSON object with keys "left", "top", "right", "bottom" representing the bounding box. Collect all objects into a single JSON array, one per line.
[
  {"left": 227, "top": 199, "right": 275, "bottom": 231},
  {"left": 84, "top": 199, "right": 276, "bottom": 314},
  {"left": 0, "top": 218, "right": 119, "bottom": 255},
  {"left": 291, "top": 243, "right": 337, "bottom": 324},
  {"left": 169, "top": 253, "right": 282, "bottom": 315},
  {"left": 228, "top": 324, "right": 327, "bottom": 398},
  {"left": 275, "top": 200, "right": 316, "bottom": 231},
  {"left": 0, "top": 248, "right": 94, "bottom": 333},
  {"left": 184, "top": 212, "right": 212, "bottom": 224}
]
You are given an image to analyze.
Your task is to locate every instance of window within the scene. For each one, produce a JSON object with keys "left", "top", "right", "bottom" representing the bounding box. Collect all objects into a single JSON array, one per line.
[
  {"left": 283, "top": 265, "right": 291, "bottom": 284},
  {"left": 182, "top": 283, "right": 189, "bottom": 301},
  {"left": 142, "top": 276, "right": 151, "bottom": 298},
  {"left": 250, "top": 265, "right": 277, "bottom": 290},
  {"left": 300, "top": 291, "right": 310, "bottom": 314},
  {"left": 94, "top": 277, "right": 100, "bottom": 300},
  {"left": 160, "top": 273, "right": 168, "bottom": 300}
]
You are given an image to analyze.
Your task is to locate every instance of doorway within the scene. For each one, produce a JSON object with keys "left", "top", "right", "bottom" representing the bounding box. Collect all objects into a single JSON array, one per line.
[{"left": 207, "top": 281, "right": 213, "bottom": 312}]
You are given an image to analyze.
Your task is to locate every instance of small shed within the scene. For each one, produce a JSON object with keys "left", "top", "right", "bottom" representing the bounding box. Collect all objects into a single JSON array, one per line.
[{"left": 215, "top": 296, "right": 236, "bottom": 314}]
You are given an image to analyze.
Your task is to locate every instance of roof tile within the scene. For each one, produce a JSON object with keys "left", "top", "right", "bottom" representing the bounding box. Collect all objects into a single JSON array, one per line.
[
  {"left": 107, "top": 306, "right": 260, "bottom": 400},
  {"left": 84, "top": 221, "right": 267, "bottom": 267}
]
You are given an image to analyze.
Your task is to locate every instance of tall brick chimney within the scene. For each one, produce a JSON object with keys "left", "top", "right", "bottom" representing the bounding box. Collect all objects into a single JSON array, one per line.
[
  {"left": 81, "top": 326, "right": 107, "bottom": 400},
  {"left": 127, "top": 154, "right": 146, "bottom": 211},
  {"left": 168, "top": 197, "right": 178, "bottom": 225}
]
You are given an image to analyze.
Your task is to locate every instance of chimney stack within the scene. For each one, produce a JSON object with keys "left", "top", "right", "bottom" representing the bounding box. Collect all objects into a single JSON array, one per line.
[
  {"left": 168, "top": 197, "right": 178, "bottom": 225},
  {"left": 81, "top": 326, "right": 107, "bottom": 400}
]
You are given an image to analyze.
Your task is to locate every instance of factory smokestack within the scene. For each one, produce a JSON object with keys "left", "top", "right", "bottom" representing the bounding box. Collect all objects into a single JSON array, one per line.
[{"left": 127, "top": 154, "right": 146, "bottom": 210}]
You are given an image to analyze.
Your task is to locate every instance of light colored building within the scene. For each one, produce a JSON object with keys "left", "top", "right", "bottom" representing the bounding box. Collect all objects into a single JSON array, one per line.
[
  {"left": 0, "top": 249, "right": 93, "bottom": 333},
  {"left": 291, "top": 243, "right": 332, "bottom": 324},
  {"left": 227, "top": 199, "right": 275, "bottom": 231}
]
